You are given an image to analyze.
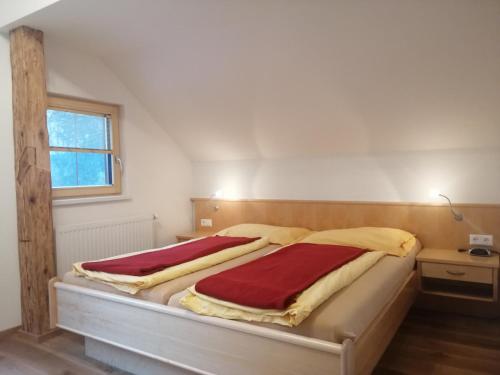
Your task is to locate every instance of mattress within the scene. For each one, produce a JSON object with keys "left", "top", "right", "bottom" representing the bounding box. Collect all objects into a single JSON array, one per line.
[
  {"left": 63, "top": 244, "right": 280, "bottom": 304},
  {"left": 169, "top": 242, "right": 420, "bottom": 343}
]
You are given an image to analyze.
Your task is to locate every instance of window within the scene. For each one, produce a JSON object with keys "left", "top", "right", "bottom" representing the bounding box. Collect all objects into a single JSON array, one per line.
[{"left": 47, "top": 96, "right": 122, "bottom": 198}]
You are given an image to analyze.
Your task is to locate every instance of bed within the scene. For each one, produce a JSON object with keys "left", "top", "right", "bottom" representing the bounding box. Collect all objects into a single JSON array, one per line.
[
  {"left": 62, "top": 244, "right": 280, "bottom": 304},
  {"left": 49, "top": 229, "right": 420, "bottom": 375},
  {"left": 63, "top": 223, "right": 310, "bottom": 300},
  {"left": 169, "top": 242, "right": 420, "bottom": 343}
]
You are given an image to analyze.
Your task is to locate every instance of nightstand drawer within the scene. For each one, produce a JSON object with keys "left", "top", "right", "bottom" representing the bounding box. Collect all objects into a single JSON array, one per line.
[{"left": 421, "top": 262, "right": 493, "bottom": 284}]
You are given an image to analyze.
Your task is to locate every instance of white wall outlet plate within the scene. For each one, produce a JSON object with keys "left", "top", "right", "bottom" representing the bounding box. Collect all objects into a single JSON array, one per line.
[
  {"left": 200, "top": 218, "right": 213, "bottom": 227},
  {"left": 469, "top": 234, "right": 493, "bottom": 247}
]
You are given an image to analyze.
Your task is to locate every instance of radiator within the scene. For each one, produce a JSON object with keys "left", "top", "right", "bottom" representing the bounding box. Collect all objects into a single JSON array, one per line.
[{"left": 55, "top": 215, "right": 156, "bottom": 276}]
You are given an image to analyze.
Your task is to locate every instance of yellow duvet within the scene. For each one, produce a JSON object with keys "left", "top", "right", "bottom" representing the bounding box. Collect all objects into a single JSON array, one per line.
[
  {"left": 73, "top": 237, "right": 270, "bottom": 294},
  {"left": 180, "top": 250, "right": 385, "bottom": 327}
]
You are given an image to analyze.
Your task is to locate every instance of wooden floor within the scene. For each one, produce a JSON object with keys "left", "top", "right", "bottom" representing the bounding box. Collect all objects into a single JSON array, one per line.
[
  {"left": 374, "top": 308, "right": 500, "bottom": 375},
  {"left": 0, "top": 330, "right": 130, "bottom": 375},
  {"left": 0, "top": 308, "right": 499, "bottom": 374}
]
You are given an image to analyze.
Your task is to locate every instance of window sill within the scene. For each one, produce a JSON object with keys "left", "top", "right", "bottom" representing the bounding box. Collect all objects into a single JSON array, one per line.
[{"left": 52, "top": 195, "right": 131, "bottom": 207}]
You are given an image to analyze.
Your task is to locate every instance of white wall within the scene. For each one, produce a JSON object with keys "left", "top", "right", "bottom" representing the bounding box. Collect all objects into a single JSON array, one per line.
[
  {"left": 45, "top": 39, "right": 193, "bottom": 246},
  {"left": 193, "top": 149, "right": 500, "bottom": 204},
  {"left": 0, "top": 0, "right": 60, "bottom": 28},
  {"left": 0, "top": 34, "right": 22, "bottom": 331},
  {"left": 0, "top": 34, "right": 193, "bottom": 331},
  {"left": 7, "top": 1, "right": 500, "bottom": 161}
]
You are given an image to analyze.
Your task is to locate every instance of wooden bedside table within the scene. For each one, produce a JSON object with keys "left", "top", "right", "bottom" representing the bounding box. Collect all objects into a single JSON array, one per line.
[
  {"left": 175, "top": 231, "right": 215, "bottom": 243},
  {"left": 417, "top": 248, "right": 499, "bottom": 302}
]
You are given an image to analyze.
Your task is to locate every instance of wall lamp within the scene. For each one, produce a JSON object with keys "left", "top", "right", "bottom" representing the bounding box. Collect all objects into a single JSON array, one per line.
[
  {"left": 209, "top": 190, "right": 223, "bottom": 211},
  {"left": 431, "top": 190, "right": 463, "bottom": 221},
  {"left": 439, "top": 193, "right": 464, "bottom": 221}
]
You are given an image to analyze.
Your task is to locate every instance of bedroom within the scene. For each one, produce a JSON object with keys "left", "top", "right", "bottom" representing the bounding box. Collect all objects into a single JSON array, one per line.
[{"left": 0, "top": 0, "right": 499, "bottom": 374}]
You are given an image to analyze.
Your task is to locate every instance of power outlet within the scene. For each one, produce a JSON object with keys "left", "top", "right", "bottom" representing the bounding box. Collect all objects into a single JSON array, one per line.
[
  {"left": 200, "top": 218, "right": 213, "bottom": 227},
  {"left": 469, "top": 234, "right": 493, "bottom": 247}
]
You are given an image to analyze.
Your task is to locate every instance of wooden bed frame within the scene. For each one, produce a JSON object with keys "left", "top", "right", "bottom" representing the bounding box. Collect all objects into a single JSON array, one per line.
[
  {"left": 51, "top": 197, "right": 467, "bottom": 374},
  {"left": 48, "top": 270, "right": 417, "bottom": 375}
]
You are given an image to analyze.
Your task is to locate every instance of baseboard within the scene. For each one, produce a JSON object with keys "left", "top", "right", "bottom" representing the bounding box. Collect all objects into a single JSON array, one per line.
[
  {"left": 0, "top": 325, "right": 21, "bottom": 339},
  {"left": 17, "top": 327, "right": 63, "bottom": 343}
]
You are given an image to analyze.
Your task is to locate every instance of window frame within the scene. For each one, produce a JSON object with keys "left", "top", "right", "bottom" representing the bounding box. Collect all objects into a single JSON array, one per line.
[{"left": 47, "top": 95, "right": 122, "bottom": 198}]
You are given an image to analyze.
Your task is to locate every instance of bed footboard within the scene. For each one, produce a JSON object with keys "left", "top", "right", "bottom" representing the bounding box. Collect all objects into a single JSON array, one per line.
[{"left": 52, "top": 281, "right": 349, "bottom": 375}]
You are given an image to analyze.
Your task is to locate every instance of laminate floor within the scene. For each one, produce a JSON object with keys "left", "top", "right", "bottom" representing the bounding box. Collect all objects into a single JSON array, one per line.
[
  {"left": 0, "top": 330, "right": 129, "bottom": 375},
  {"left": 1, "top": 308, "right": 499, "bottom": 374},
  {"left": 374, "top": 308, "right": 500, "bottom": 375}
]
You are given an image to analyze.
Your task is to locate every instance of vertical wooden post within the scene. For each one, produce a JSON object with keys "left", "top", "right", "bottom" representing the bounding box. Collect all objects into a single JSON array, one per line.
[{"left": 10, "top": 26, "right": 56, "bottom": 337}]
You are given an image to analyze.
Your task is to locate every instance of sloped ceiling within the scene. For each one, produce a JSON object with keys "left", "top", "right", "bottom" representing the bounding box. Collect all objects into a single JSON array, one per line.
[{"left": 4, "top": 0, "right": 500, "bottom": 160}]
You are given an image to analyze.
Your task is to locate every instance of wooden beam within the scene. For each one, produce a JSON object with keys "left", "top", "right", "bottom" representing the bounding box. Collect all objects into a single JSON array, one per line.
[{"left": 10, "top": 26, "right": 56, "bottom": 336}]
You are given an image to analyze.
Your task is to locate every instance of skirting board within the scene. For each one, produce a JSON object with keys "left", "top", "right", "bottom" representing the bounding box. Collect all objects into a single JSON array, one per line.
[{"left": 0, "top": 326, "right": 21, "bottom": 339}]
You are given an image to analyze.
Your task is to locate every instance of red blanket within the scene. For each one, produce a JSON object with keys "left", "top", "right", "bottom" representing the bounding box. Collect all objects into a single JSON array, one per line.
[
  {"left": 81, "top": 236, "right": 260, "bottom": 276},
  {"left": 195, "top": 243, "right": 366, "bottom": 309}
]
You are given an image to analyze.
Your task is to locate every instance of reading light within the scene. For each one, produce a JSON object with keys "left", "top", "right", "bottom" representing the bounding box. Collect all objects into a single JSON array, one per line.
[
  {"left": 429, "top": 189, "right": 441, "bottom": 200},
  {"left": 209, "top": 190, "right": 223, "bottom": 211},
  {"left": 431, "top": 191, "right": 463, "bottom": 221}
]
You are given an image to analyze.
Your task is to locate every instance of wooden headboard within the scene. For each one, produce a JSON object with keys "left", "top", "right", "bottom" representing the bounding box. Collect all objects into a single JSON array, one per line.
[{"left": 192, "top": 198, "right": 500, "bottom": 250}]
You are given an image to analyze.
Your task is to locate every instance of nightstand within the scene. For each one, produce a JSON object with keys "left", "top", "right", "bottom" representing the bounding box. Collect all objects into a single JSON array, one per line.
[
  {"left": 175, "top": 231, "right": 215, "bottom": 243},
  {"left": 417, "top": 248, "right": 499, "bottom": 302}
]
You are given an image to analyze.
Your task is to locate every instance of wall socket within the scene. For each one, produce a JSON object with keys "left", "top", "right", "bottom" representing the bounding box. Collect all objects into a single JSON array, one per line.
[
  {"left": 200, "top": 218, "right": 213, "bottom": 227},
  {"left": 469, "top": 234, "right": 493, "bottom": 247}
]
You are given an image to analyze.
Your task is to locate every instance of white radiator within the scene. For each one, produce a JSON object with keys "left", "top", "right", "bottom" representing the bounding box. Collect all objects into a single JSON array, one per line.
[{"left": 55, "top": 215, "right": 156, "bottom": 276}]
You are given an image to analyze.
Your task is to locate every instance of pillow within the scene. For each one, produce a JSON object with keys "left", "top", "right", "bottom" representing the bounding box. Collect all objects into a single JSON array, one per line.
[
  {"left": 300, "top": 227, "right": 416, "bottom": 257},
  {"left": 216, "top": 224, "right": 311, "bottom": 245}
]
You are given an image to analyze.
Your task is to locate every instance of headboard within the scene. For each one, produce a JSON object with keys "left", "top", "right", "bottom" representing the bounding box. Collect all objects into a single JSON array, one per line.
[{"left": 192, "top": 198, "right": 500, "bottom": 250}]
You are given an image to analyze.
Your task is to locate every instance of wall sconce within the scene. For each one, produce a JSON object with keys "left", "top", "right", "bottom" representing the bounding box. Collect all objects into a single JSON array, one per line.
[
  {"left": 209, "top": 190, "right": 223, "bottom": 211},
  {"left": 430, "top": 190, "right": 463, "bottom": 221}
]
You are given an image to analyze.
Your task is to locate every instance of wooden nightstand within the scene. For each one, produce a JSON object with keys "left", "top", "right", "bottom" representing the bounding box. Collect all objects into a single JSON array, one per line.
[
  {"left": 417, "top": 248, "right": 499, "bottom": 302},
  {"left": 175, "top": 231, "right": 215, "bottom": 243}
]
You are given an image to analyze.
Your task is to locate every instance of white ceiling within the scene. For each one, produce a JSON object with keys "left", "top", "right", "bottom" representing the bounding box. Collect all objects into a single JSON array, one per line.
[{"left": 5, "top": 0, "right": 500, "bottom": 161}]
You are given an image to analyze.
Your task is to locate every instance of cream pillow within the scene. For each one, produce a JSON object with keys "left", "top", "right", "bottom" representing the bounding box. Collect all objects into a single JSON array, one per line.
[
  {"left": 300, "top": 227, "right": 416, "bottom": 257},
  {"left": 216, "top": 223, "right": 311, "bottom": 245}
]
